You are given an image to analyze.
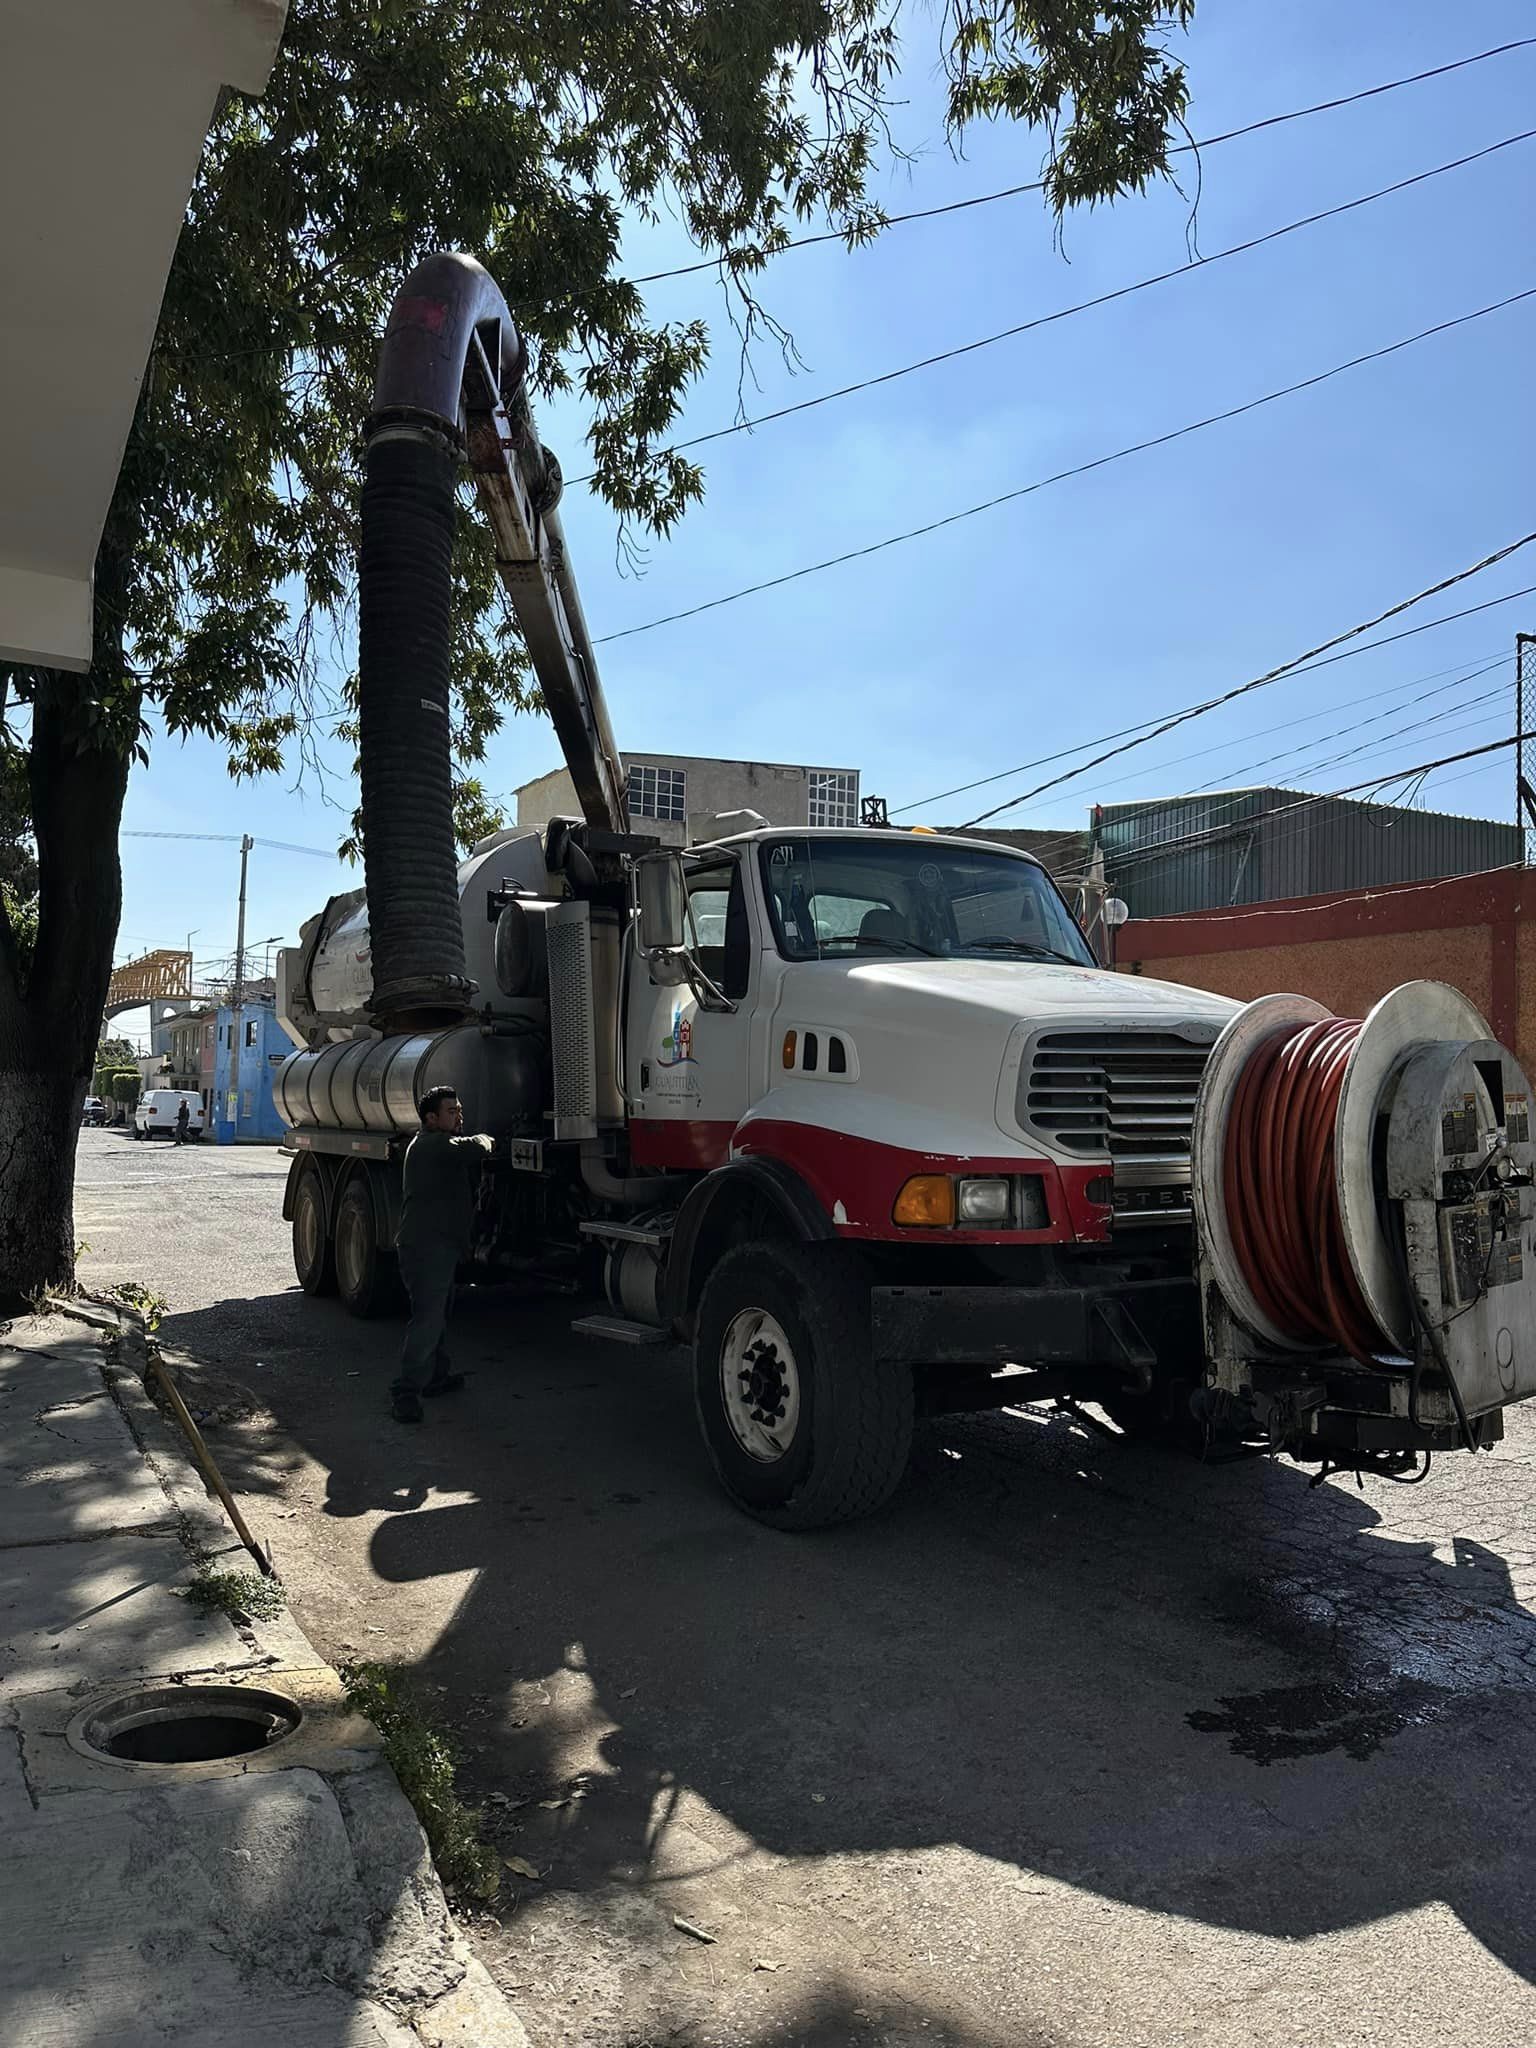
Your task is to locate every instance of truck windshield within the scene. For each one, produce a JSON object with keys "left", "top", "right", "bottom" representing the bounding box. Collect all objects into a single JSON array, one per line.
[{"left": 758, "top": 836, "right": 1097, "bottom": 968}]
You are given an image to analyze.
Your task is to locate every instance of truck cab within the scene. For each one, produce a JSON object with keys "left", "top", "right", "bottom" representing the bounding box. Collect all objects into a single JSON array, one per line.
[{"left": 627, "top": 826, "right": 1235, "bottom": 1243}]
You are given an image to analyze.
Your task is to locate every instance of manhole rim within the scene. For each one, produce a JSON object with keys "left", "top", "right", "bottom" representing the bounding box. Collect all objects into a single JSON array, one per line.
[{"left": 65, "top": 1680, "right": 306, "bottom": 1769}]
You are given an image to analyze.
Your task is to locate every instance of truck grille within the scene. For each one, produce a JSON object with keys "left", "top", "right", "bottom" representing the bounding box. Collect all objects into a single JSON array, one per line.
[{"left": 1018, "top": 1028, "right": 1213, "bottom": 1163}]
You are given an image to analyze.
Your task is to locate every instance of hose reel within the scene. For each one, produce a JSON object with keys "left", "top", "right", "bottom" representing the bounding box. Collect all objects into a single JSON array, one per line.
[{"left": 1190, "top": 982, "right": 1536, "bottom": 1454}]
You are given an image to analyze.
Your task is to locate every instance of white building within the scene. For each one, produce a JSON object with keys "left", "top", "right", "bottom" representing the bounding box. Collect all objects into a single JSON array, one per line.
[
  {"left": 516, "top": 752, "right": 862, "bottom": 849},
  {"left": 0, "top": 0, "right": 290, "bottom": 669}
]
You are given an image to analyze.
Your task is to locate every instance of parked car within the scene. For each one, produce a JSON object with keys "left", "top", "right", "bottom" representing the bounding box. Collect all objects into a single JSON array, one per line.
[
  {"left": 80, "top": 1096, "right": 107, "bottom": 1127},
  {"left": 134, "top": 1089, "right": 205, "bottom": 1141}
]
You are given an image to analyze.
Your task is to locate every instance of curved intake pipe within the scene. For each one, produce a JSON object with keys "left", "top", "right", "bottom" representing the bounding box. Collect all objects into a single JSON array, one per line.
[
  {"left": 360, "top": 253, "right": 628, "bottom": 1027},
  {"left": 360, "top": 255, "right": 541, "bottom": 1026}
]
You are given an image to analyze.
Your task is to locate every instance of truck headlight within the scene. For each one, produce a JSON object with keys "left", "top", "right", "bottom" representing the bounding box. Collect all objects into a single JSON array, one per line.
[{"left": 957, "top": 1178, "right": 1011, "bottom": 1224}]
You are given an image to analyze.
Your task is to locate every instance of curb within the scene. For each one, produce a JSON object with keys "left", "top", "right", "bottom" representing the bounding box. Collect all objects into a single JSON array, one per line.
[{"left": 67, "top": 1300, "right": 531, "bottom": 2048}]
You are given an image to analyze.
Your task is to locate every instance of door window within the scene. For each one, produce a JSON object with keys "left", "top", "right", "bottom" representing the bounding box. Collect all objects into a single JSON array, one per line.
[{"left": 685, "top": 860, "right": 751, "bottom": 1000}]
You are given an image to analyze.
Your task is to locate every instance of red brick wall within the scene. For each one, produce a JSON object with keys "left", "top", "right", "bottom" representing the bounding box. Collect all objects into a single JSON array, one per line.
[{"left": 1116, "top": 865, "right": 1530, "bottom": 1067}]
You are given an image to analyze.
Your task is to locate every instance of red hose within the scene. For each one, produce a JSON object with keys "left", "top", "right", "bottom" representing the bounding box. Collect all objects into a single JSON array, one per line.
[{"left": 1223, "top": 1018, "right": 1389, "bottom": 1365}]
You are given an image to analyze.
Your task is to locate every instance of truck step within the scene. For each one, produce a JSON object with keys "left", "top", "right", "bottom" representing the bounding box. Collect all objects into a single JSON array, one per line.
[
  {"left": 570, "top": 1313, "right": 669, "bottom": 1347},
  {"left": 578, "top": 1219, "right": 671, "bottom": 1249}
]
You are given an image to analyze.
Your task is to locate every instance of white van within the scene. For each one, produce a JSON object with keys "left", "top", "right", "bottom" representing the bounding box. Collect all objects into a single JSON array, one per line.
[{"left": 134, "top": 1089, "right": 205, "bottom": 1141}]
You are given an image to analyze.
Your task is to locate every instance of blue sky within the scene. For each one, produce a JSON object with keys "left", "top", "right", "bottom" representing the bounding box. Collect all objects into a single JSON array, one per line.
[{"left": 112, "top": 3, "right": 1536, "bottom": 1032}]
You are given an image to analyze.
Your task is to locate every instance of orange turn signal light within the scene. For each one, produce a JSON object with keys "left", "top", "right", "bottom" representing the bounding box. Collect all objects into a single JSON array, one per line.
[
  {"left": 893, "top": 1174, "right": 956, "bottom": 1228},
  {"left": 782, "top": 1030, "right": 797, "bottom": 1069}
]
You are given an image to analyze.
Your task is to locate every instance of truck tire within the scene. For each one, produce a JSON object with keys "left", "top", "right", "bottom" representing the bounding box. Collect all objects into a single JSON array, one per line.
[
  {"left": 693, "top": 1240, "right": 913, "bottom": 1530},
  {"left": 334, "top": 1174, "right": 399, "bottom": 1319},
  {"left": 291, "top": 1167, "right": 336, "bottom": 1297}
]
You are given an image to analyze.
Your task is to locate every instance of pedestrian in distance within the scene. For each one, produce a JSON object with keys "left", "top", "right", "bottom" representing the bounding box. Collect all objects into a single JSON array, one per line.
[
  {"left": 174, "top": 1099, "right": 190, "bottom": 1147},
  {"left": 391, "top": 1085, "right": 494, "bottom": 1424}
]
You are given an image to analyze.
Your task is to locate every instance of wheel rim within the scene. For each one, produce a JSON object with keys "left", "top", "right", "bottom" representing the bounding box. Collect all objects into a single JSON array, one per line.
[
  {"left": 719, "top": 1308, "right": 802, "bottom": 1464},
  {"left": 335, "top": 1197, "right": 370, "bottom": 1299},
  {"left": 295, "top": 1185, "right": 324, "bottom": 1280}
]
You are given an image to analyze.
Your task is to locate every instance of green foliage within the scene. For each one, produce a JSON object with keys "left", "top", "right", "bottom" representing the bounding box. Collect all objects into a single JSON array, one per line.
[
  {"left": 98, "top": 1036, "right": 138, "bottom": 1067},
  {"left": 341, "top": 1660, "right": 500, "bottom": 1901},
  {"left": 108, "top": 1071, "right": 141, "bottom": 1107},
  {"left": 0, "top": 747, "right": 36, "bottom": 902},
  {"left": 108, "top": 1279, "right": 169, "bottom": 1334},
  {"left": 180, "top": 1566, "right": 289, "bottom": 1623},
  {"left": 945, "top": 2, "right": 1194, "bottom": 215},
  {"left": 1, "top": 884, "right": 36, "bottom": 979},
  {"left": 0, "top": 0, "right": 1191, "bottom": 834}
]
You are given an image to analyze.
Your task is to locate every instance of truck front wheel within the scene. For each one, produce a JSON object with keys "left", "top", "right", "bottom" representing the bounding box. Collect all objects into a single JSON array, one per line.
[{"left": 693, "top": 1241, "right": 913, "bottom": 1530}]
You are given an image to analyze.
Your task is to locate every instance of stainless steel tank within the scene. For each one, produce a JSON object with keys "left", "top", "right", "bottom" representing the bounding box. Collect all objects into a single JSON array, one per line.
[{"left": 275, "top": 1025, "right": 545, "bottom": 1135}]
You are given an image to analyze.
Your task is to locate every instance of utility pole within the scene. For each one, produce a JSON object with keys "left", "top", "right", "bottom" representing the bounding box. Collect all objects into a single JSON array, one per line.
[
  {"left": 1519, "top": 634, "right": 1536, "bottom": 866},
  {"left": 227, "top": 835, "right": 253, "bottom": 1138}
]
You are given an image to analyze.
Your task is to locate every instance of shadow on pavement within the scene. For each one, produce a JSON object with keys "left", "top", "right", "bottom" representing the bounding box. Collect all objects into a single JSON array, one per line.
[{"left": 158, "top": 1281, "right": 1536, "bottom": 2027}]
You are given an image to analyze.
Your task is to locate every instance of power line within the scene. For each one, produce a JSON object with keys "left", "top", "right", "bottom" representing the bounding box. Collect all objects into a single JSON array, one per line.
[
  {"left": 901, "top": 642, "right": 1510, "bottom": 819},
  {"left": 1095, "top": 731, "right": 1522, "bottom": 876},
  {"left": 1013, "top": 665, "right": 1511, "bottom": 874},
  {"left": 1099, "top": 692, "right": 1513, "bottom": 880},
  {"left": 1112, "top": 857, "right": 1521, "bottom": 930},
  {"left": 208, "top": 41, "right": 1536, "bottom": 376},
  {"left": 626, "top": 36, "right": 1536, "bottom": 288},
  {"left": 120, "top": 830, "right": 336, "bottom": 858},
  {"left": 572, "top": 128, "right": 1536, "bottom": 479},
  {"left": 1015, "top": 654, "right": 1510, "bottom": 861},
  {"left": 958, "top": 536, "right": 1536, "bottom": 828},
  {"left": 593, "top": 289, "right": 1536, "bottom": 648}
]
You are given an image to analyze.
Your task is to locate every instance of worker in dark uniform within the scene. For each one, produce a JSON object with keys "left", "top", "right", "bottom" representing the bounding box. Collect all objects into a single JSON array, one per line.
[
  {"left": 174, "top": 1099, "right": 190, "bottom": 1147},
  {"left": 391, "top": 1085, "right": 494, "bottom": 1423}
]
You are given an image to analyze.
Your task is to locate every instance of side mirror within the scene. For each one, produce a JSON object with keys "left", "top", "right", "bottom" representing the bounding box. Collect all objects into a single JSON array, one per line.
[
  {"left": 636, "top": 852, "right": 687, "bottom": 953},
  {"left": 1103, "top": 897, "right": 1130, "bottom": 929}
]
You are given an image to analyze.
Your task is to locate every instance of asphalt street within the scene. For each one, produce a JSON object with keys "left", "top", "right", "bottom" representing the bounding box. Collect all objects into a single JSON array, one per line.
[{"left": 75, "top": 1128, "right": 1536, "bottom": 2048}]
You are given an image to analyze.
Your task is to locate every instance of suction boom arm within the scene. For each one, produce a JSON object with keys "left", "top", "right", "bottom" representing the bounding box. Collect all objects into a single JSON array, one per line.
[{"left": 371, "top": 252, "right": 628, "bottom": 836}]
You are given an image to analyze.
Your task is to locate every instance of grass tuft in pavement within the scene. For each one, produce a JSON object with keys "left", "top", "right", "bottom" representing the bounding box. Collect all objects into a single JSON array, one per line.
[
  {"left": 340, "top": 1660, "right": 501, "bottom": 1901},
  {"left": 180, "top": 1565, "right": 289, "bottom": 1623}
]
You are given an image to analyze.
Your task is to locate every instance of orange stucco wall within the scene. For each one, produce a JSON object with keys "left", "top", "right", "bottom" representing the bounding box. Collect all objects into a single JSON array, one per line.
[{"left": 1117, "top": 866, "right": 1530, "bottom": 1069}]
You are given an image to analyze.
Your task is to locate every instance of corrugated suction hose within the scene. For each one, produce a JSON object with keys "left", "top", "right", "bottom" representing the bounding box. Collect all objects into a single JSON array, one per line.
[
  {"left": 358, "top": 426, "right": 474, "bottom": 1023},
  {"left": 1223, "top": 1017, "right": 1389, "bottom": 1365}
]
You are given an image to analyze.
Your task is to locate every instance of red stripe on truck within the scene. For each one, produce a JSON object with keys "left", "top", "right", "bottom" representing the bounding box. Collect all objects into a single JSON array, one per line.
[
  {"left": 629, "top": 1115, "right": 1111, "bottom": 1244},
  {"left": 734, "top": 1120, "right": 1109, "bottom": 1244}
]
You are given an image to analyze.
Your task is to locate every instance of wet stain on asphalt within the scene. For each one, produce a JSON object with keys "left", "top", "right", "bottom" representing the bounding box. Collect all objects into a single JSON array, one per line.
[{"left": 1187, "top": 1675, "right": 1464, "bottom": 1764}]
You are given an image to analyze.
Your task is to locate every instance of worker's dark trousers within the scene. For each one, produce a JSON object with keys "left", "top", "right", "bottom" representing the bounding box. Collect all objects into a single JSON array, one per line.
[{"left": 394, "top": 1242, "right": 460, "bottom": 1396}]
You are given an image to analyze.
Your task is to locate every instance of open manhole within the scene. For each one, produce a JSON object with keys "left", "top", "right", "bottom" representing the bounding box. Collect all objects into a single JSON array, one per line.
[{"left": 74, "top": 1684, "right": 303, "bottom": 1765}]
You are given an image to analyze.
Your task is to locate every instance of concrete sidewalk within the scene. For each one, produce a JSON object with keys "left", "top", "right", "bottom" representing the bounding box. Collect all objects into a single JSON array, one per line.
[{"left": 0, "top": 1304, "right": 528, "bottom": 2048}]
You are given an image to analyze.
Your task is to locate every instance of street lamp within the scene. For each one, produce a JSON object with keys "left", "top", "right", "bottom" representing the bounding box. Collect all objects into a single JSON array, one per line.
[{"left": 257, "top": 935, "right": 284, "bottom": 983}]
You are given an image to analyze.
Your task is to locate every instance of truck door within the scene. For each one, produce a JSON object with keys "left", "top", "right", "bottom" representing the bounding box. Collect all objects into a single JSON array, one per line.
[{"left": 626, "top": 854, "right": 756, "bottom": 1170}]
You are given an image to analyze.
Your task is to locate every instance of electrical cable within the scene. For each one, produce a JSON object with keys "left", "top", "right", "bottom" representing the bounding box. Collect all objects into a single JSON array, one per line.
[
  {"left": 572, "top": 128, "right": 1536, "bottom": 480},
  {"left": 897, "top": 582, "right": 1536, "bottom": 819},
  {"left": 957, "top": 541, "right": 1536, "bottom": 828},
  {"left": 121, "top": 829, "right": 337, "bottom": 858},
  {"left": 206, "top": 41, "right": 1536, "bottom": 367},
  {"left": 1002, "top": 654, "right": 1508, "bottom": 864},
  {"left": 594, "top": 294, "right": 1536, "bottom": 648},
  {"left": 1081, "top": 731, "right": 1523, "bottom": 877},
  {"left": 1096, "top": 684, "right": 1512, "bottom": 881},
  {"left": 626, "top": 36, "right": 1536, "bottom": 287}
]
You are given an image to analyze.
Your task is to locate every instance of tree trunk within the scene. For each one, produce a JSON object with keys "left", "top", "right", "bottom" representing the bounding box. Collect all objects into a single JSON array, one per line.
[
  {"left": 0, "top": 1066, "right": 88, "bottom": 1306},
  {"left": 0, "top": 539, "right": 137, "bottom": 1309}
]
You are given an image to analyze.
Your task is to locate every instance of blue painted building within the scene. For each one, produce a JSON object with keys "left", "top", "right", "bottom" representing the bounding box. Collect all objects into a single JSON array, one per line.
[{"left": 211, "top": 992, "right": 289, "bottom": 1143}]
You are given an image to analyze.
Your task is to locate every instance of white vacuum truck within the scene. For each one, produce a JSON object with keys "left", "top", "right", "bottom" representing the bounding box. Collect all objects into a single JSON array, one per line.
[{"left": 275, "top": 253, "right": 1536, "bottom": 1526}]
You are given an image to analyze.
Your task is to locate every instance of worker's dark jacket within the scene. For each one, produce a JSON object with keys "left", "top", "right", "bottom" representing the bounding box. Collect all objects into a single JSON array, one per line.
[{"left": 395, "top": 1131, "right": 493, "bottom": 1256}]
